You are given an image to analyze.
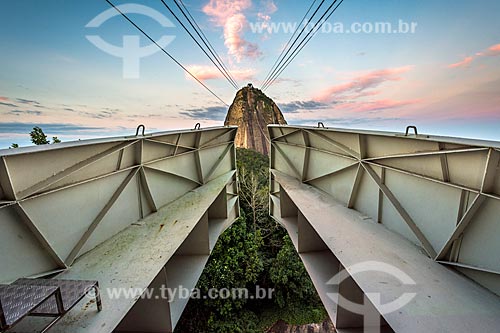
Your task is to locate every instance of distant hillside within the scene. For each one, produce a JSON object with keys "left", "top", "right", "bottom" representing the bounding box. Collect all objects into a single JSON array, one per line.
[{"left": 224, "top": 84, "right": 287, "bottom": 155}]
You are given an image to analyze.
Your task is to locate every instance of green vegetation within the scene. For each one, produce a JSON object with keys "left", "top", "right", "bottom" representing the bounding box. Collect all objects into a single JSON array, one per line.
[
  {"left": 175, "top": 148, "right": 327, "bottom": 332},
  {"left": 10, "top": 126, "right": 61, "bottom": 148}
]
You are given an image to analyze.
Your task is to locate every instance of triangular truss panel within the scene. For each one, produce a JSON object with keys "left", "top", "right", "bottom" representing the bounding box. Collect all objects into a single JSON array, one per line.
[
  {"left": 0, "top": 205, "right": 60, "bottom": 282},
  {"left": 151, "top": 130, "right": 200, "bottom": 150},
  {"left": 306, "top": 130, "right": 359, "bottom": 158},
  {"left": 364, "top": 134, "right": 441, "bottom": 159},
  {"left": 143, "top": 167, "right": 199, "bottom": 209},
  {"left": 0, "top": 127, "right": 238, "bottom": 285},
  {"left": 142, "top": 139, "right": 177, "bottom": 163},
  {"left": 383, "top": 168, "right": 461, "bottom": 252},
  {"left": 272, "top": 142, "right": 304, "bottom": 179},
  {"left": 305, "top": 149, "right": 356, "bottom": 182},
  {"left": 272, "top": 129, "right": 305, "bottom": 146},
  {"left": 176, "top": 131, "right": 197, "bottom": 148},
  {"left": 458, "top": 198, "right": 500, "bottom": 272},
  {"left": 308, "top": 166, "right": 358, "bottom": 205},
  {"left": 79, "top": 171, "right": 143, "bottom": 256},
  {"left": 312, "top": 130, "right": 360, "bottom": 156},
  {"left": 21, "top": 170, "right": 132, "bottom": 262},
  {"left": 199, "top": 128, "right": 235, "bottom": 147},
  {"left": 374, "top": 155, "right": 444, "bottom": 181},
  {"left": 5, "top": 141, "right": 121, "bottom": 199},
  {"left": 446, "top": 150, "right": 489, "bottom": 190},
  {"left": 43, "top": 145, "right": 134, "bottom": 193},
  {"left": 269, "top": 125, "right": 500, "bottom": 332},
  {"left": 146, "top": 151, "right": 200, "bottom": 184},
  {"left": 199, "top": 143, "right": 234, "bottom": 183},
  {"left": 351, "top": 164, "right": 379, "bottom": 220},
  {"left": 269, "top": 126, "right": 300, "bottom": 141}
]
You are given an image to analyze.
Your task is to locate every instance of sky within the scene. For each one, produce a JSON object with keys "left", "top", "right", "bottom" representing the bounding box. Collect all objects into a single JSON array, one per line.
[{"left": 1, "top": 0, "right": 500, "bottom": 148}]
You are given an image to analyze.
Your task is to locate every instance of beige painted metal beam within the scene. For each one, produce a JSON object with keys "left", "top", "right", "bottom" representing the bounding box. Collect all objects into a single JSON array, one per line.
[
  {"left": 17, "top": 141, "right": 137, "bottom": 199},
  {"left": 270, "top": 125, "right": 500, "bottom": 331},
  {"left": 13, "top": 203, "right": 67, "bottom": 268},
  {"left": 44, "top": 171, "right": 236, "bottom": 333},
  {"left": 435, "top": 194, "right": 486, "bottom": 260},
  {"left": 362, "top": 163, "right": 437, "bottom": 258},
  {"left": 305, "top": 129, "right": 360, "bottom": 159},
  {"left": 65, "top": 168, "right": 140, "bottom": 264},
  {"left": 271, "top": 170, "right": 500, "bottom": 332},
  {"left": 347, "top": 163, "right": 363, "bottom": 209},
  {"left": 272, "top": 142, "right": 303, "bottom": 179}
]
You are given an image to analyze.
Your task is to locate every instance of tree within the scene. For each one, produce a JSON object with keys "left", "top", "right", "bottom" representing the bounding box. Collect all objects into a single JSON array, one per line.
[
  {"left": 175, "top": 215, "right": 264, "bottom": 333},
  {"left": 270, "top": 235, "right": 321, "bottom": 308},
  {"left": 176, "top": 148, "right": 328, "bottom": 332},
  {"left": 30, "top": 126, "right": 50, "bottom": 145},
  {"left": 10, "top": 127, "right": 63, "bottom": 148},
  {"left": 238, "top": 165, "right": 268, "bottom": 231}
]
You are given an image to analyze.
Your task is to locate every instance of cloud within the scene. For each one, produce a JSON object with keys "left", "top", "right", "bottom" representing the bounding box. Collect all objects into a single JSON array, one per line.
[
  {"left": 0, "top": 97, "right": 8, "bottom": 101},
  {"left": 279, "top": 100, "right": 331, "bottom": 113},
  {"left": 0, "top": 102, "right": 18, "bottom": 108},
  {"left": 413, "top": 77, "right": 500, "bottom": 120},
  {"left": 477, "top": 43, "right": 500, "bottom": 57},
  {"left": 281, "top": 66, "right": 418, "bottom": 117},
  {"left": 102, "top": 107, "right": 121, "bottom": 112},
  {"left": 448, "top": 42, "right": 500, "bottom": 69},
  {"left": 0, "top": 122, "right": 104, "bottom": 134},
  {"left": 180, "top": 106, "right": 228, "bottom": 121},
  {"left": 281, "top": 98, "right": 419, "bottom": 117},
  {"left": 203, "top": 0, "right": 262, "bottom": 62},
  {"left": 259, "top": 0, "right": 277, "bottom": 16},
  {"left": 314, "top": 66, "right": 414, "bottom": 103},
  {"left": 78, "top": 109, "right": 119, "bottom": 119},
  {"left": 288, "top": 116, "right": 405, "bottom": 127},
  {"left": 127, "top": 113, "right": 165, "bottom": 119},
  {"left": 486, "top": 43, "right": 500, "bottom": 55},
  {"left": 186, "top": 65, "right": 256, "bottom": 82},
  {"left": 7, "top": 110, "right": 43, "bottom": 116},
  {"left": 334, "top": 99, "right": 420, "bottom": 113},
  {"left": 256, "top": 0, "right": 277, "bottom": 39},
  {"left": 16, "top": 98, "right": 45, "bottom": 108},
  {"left": 447, "top": 56, "right": 474, "bottom": 69}
]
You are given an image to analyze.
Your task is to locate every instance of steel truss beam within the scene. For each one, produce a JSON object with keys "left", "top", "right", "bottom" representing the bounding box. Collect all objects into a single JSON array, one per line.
[
  {"left": 269, "top": 125, "right": 500, "bottom": 331},
  {"left": 0, "top": 127, "right": 238, "bottom": 284}
]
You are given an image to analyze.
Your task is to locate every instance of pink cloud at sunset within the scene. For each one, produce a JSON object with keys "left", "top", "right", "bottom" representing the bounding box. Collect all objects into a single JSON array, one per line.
[
  {"left": 489, "top": 44, "right": 500, "bottom": 53},
  {"left": 448, "top": 56, "right": 474, "bottom": 68},
  {"left": 313, "top": 66, "right": 414, "bottom": 103},
  {"left": 477, "top": 43, "right": 500, "bottom": 57},
  {"left": 185, "top": 65, "right": 256, "bottom": 81},
  {"left": 0, "top": 97, "right": 8, "bottom": 101},
  {"left": 335, "top": 99, "right": 421, "bottom": 113},
  {"left": 256, "top": 0, "right": 277, "bottom": 23},
  {"left": 448, "top": 42, "right": 500, "bottom": 69},
  {"left": 256, "top": 0, "right": 277, "bottom": 39},
  {"left": 203, "top": 0, "right": 265, "bottom": 62}
]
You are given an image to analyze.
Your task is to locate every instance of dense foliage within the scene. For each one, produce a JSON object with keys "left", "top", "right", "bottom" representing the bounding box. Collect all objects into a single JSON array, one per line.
[{"left": 175, "top": 149, "right": 326, "bottom": 332}]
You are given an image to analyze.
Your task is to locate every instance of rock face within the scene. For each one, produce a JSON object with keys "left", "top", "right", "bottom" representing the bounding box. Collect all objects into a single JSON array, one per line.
[{"left": 224, "top": 84, "right": 287, "bottom": 155}]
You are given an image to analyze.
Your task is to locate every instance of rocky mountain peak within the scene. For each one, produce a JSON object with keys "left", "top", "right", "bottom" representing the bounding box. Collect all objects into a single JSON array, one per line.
[{"left": 224, "top": 84, "right": 287, "bottom": 155}]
